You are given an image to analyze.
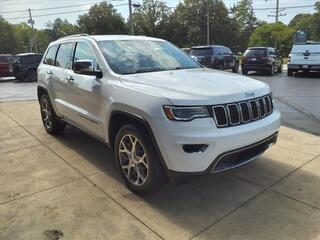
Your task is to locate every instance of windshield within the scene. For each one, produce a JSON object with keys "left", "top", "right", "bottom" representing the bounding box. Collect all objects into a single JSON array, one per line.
[
  {"left": 190, "top": 48, "right": 213, "bottom": 56},
  {"left": 98, "top": 40, "right": 201, "bottom": 75},
  {"left": 244, "top": 49, "right": 267, "bottom": 57}
]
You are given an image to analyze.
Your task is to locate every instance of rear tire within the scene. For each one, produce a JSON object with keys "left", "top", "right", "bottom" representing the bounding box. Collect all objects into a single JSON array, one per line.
[
  {"left": 40, "top": 94, "right": 66, "bottom": 134},
  {"left": 242, "top": 68, "right": 248, "bottom": 75},
  {"left": 268, "top": 64, "right": 274, "bottom": 76},
  {"left": 287, "top": 69, "right": 293, "bottom": 77},
  {"left": 232, "top": 62, "right": 239, "bottom": 73},
  {"left": 26, "top": 69, "right": 37, "bottom": 82},
  {"left": 114, "top": 124, "right": 166, "bottom": 195}
]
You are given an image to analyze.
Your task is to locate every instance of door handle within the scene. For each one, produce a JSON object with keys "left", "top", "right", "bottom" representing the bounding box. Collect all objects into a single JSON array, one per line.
[
  {"left": 66, "top": 76, "right": 74, "bottom": 81},
  {"left": 46, "top": 70, "right": 52, "bottom": 75}
]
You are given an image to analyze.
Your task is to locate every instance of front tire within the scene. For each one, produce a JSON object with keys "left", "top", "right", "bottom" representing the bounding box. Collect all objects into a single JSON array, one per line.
[
  {"left": 287, "top": 69, "right": 293, "bottom": 77},
  {"left": 114, "top": 124, "right": 166, "bottom": 195},
  {"left": 40, "top": 94, "right": 66, "bottom": 134}
]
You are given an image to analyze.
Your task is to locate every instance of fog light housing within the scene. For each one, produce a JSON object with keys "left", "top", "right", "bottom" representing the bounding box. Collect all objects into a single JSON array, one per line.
[{"left": 182, "top": 144, "right": 208, "bottom": 154}]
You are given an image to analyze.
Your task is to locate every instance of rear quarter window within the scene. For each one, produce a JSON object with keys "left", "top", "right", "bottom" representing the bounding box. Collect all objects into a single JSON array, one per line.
[{"left": 44, "top": 45, "right": 59, "bottom": 65}]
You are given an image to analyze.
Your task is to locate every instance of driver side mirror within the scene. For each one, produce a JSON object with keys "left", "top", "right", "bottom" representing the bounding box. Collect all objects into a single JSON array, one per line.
[{"left": 74, "top": 59, "right": 102, "bottom": 78}]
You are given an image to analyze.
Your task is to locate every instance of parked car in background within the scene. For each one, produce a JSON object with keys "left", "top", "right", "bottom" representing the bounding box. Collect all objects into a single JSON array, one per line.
[
  {"left": 241, "top": 47, "right": 283, "bottom": 76},
  {"left": 37, "top": 35, "right": 280, "bottom": 194},
  {"left": 9, "top": 53, "right": 43, "bottom": 81},
  {"left": 190, "top": 45, "right": 239, "bottom": 73},
  {"left": 288, "top": 42, "right": 320, "bottom": 76},
  {"left": 0, "top": 54, "right": 15, "bottom": 77}
]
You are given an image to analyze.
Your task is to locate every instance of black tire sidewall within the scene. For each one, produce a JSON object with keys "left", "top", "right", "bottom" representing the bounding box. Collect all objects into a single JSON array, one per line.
[
  {"left": 114, "top": 124, "right": 164, "bottom": 195},
  {"left": 40, "top": 94, "right": 65, "bottom": 134}
]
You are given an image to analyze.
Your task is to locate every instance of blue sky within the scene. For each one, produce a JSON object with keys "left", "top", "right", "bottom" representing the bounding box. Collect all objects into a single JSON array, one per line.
[{"left": 0, "top": 0, "right": 317, "bottom": 29}]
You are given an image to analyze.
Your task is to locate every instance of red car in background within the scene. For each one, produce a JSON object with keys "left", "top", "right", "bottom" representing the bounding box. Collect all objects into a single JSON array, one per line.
[{"left": 0, "top": 54, "right": 15, "bottom": 77}]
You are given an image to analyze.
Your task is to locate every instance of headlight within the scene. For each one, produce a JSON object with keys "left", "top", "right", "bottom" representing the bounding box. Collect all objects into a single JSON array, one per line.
[{"left": 163, "top": 106, "right": 210, "bottom": 121}]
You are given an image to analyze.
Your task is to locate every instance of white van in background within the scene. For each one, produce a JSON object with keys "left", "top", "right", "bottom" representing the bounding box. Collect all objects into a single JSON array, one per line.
[{"left": 288, "top": 42, "right": 320, "bottom": 76}]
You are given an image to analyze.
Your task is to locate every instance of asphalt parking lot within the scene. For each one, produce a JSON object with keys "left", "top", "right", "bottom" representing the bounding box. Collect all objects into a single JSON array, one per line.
[{"left": 1, "top": 70, "right": 320, "bottom": 239}]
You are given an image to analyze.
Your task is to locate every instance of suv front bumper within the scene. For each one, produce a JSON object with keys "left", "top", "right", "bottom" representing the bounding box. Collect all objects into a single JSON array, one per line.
[{"left": 152, "top": 109, "right": 281, "bottom": 173}]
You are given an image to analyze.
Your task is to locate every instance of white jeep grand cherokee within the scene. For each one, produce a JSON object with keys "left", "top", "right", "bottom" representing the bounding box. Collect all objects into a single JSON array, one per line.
[{"left": 37, "top": 35, "right": 281, "bottom": 194}]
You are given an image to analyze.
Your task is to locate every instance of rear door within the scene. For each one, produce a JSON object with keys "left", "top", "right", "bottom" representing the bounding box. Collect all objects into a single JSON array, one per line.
[
  {"left": 64, "top": 41, "right": 105, "bottom": 137},
  {"left": 290, "top": 44, "right": 320, "bottom": 65},
  {"left": 50, "top": 42, "right": 75, "bottom": 118}
]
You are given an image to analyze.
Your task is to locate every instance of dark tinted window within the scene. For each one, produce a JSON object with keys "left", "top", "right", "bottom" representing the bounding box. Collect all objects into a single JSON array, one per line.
[
  {"left": 214, "top": 47, "right": 223, "bottom": 55},
  {"left": 35, "top": 55, "right": 43, "bottom": 63},
  {"left": 244, "top": 49, "right": 267, "bottom": 57},
  {"left": 44, "top": 45, "right": 58, "bottom": 65},
  {"left": 190, "top": 47, "right": 213, "bottom": 56},
  {"left": 74, "top": 42, "right": 98, "bottom": 69},
  {"left": 0, "top": 56, "right": 13, "bottom": 62},
  {"left": 20, "top": 56, "right": 34, "bottom": 65},
  {"left": 55, "top": 43, "right": 74, "bottom": 69}
]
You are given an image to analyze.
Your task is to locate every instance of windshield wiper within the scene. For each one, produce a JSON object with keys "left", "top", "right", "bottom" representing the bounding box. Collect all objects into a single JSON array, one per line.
[{"left": 130, "top": 68, "right": 166, "bottom": 74}]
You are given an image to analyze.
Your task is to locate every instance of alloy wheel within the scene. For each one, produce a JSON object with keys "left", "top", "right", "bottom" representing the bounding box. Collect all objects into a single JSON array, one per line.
[
  {"left": 118, "top": 134, "right": 149, "bottom": 186},
  {"left": 41, "top": 98, "right": 52, "bottom": 129}
]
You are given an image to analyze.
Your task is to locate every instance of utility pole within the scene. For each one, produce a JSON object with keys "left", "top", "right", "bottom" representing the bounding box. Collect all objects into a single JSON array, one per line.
[
  {"left": 28, "top": 8, "right": 37, "bottom": 53},
  {"left": 207, "top": 8, "right": 210, "bottom": 45},
  {"left": 28, "top": 8, "right": 34, "bottom": 30},
  {"left": 128, "top": 0, "right": 134, "bottom": 35},
  {"left": 275, "top": 0, "right": 279, "bottom": 23},
  {"left": 267, "top": 0, "right": 285, "bottom": 23}
]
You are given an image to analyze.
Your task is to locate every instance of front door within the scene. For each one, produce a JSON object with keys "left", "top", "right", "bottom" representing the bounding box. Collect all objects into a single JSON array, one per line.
[{"left": 64, "top": 41, "right": 105, "bottom": 138}]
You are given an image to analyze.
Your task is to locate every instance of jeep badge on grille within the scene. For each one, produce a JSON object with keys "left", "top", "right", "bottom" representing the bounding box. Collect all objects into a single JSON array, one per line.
[{"left": 245, "top": 92, "right": 255, "bottom": 98}]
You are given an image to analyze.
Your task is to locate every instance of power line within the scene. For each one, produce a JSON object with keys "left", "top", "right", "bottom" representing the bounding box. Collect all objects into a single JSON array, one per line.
[
  {"left": 4, "top": 3, "right": 127, "bottom": 20},
  {"left": 0, "top": 0, "right": 126, "bottom": 14},
  {"left": 252, "top": 4, "right": 316, "bottom": 11}
]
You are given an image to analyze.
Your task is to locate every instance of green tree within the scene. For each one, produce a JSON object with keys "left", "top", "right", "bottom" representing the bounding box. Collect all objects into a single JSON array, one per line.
[
  {"left": 288, "top": 3, "right": 320, "bottom": 41},
  {"left": 166, "top": 0, "right": 237, "bottom": 49},
  {"left": 249, "top": 23, "right": 295, "bottom": 56},
  {"left": 78, "top": 1, "right": 126, "bottom": 34},
  {"left": 0, "top": 16, "right": 20, "bottom": 54},
  {"left": 45, "top": 18, "right": 79, "bottom": 42},
  {"left": 132, "top": 0, "right": 171, "bottom": 37},
  {"left": 230, "top": 0, "right": 261, "bottom": 52}
]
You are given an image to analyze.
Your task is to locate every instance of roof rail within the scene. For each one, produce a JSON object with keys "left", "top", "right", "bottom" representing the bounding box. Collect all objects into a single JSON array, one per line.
[{"left": 58, "top": 33, "right": 89, "bottom": 40}]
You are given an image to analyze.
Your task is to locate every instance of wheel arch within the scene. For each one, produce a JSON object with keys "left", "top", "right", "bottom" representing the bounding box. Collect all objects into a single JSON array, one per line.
[{"left": 108, "top": 110, "right": 170, "bottom": 177}]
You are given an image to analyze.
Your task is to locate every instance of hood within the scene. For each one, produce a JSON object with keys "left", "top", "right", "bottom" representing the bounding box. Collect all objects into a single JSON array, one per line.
[{"left": 119, "top": 68, "right": 270, "bottom": 105}]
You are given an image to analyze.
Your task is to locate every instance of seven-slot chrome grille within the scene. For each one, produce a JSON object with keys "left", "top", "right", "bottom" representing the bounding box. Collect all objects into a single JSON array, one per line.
[{"left": 212, "top": 94, "right": 274, "bottom": 128}]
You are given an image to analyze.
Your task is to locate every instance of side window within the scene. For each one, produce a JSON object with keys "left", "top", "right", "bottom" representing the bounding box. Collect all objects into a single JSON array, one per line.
[
  {"left": 214, "top": 47, "right": 223, "bottom": 56},
  {"left": 20, "top": 56, "right": 34, "bottom": 65},
  {"left": 55, "top": 43, "right": 74, "bottom": 69},
  {"left": 36, "top": 55, "right": 43, "bottom": 63},
  {"left": 44, "top": 45, "right": 58, "bottom": 66},
  {"left": 227, "top": 48, "right": 233, "bottom": 54},
  {"left": 74, "top": 42, "right": 98, "bottom": 70}
]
